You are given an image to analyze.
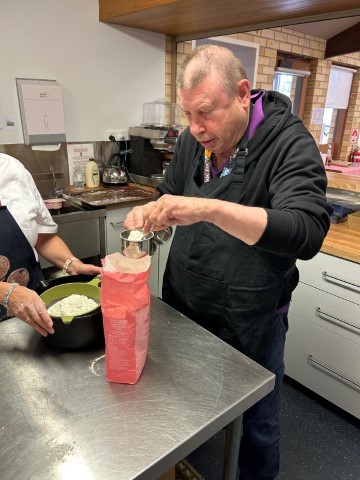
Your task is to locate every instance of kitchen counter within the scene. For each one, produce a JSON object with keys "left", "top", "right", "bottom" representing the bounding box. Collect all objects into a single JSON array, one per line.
[
  {"left": 321, "top": 222, "right": 360, "bottom": 264},
  {"left": 64, "top": 176, "right": 360, "bottom": 264},
  {"left": 0, "top": 296, "right": 274, "bottom": 480},
  {"left": 322, "top": 172, "right": 360, "bottom": 264},
  {"left": 327, "top": 171, "right": 360, "bottom": 192}
]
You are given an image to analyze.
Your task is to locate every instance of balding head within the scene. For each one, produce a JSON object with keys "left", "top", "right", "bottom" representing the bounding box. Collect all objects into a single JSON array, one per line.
[{"left": 177, "top": 44, "right": 248, "bottom": 98}]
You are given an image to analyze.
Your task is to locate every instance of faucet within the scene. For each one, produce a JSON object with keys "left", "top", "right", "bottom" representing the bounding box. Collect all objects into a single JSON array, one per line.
[{"left": 50, "top": 165, "right": 63, "bottom": 198}]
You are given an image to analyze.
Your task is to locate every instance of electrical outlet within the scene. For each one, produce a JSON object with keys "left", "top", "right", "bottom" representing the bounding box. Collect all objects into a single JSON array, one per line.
[{"left": 105, "top": 129, "right": 128, "bottom": 141}]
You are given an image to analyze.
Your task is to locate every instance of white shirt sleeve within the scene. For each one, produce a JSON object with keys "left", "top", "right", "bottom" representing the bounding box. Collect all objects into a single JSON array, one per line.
[{"left": 0, "top": 153, "right": 58, "bottom": 251}]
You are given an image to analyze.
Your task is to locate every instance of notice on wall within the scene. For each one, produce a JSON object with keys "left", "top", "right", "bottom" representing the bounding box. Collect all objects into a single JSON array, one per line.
[
  {"left": 310, "top": 108, "right": 324, "bottom": 125},
  {"left": 351, "top": 128, "right": 359, "bottom": 144},
  {"left": 67, "top": 143, "right": 94, "bottom": 184}
]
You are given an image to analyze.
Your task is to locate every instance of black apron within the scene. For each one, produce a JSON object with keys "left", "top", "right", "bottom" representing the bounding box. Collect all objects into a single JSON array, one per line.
[
  {"left": 162, "top": 145, "right": 288, "bottom": 364},
  {"left": 0, "top": 205, "right": 43, "bottom": 320}
]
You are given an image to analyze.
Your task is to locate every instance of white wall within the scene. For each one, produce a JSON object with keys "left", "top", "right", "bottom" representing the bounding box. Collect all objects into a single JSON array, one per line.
[{"left": 0, "top": 0, "right": 165, "bottom": 144}]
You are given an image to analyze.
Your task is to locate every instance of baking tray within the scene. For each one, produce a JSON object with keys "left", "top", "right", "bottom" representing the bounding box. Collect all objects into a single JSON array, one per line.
[{"left": 77, "top": 187, "right": 156, "bottom": 207}]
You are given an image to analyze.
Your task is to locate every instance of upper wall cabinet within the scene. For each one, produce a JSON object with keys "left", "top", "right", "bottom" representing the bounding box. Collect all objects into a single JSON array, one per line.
[{"left": 99, "top": 0, "right": 360, "bottom": 40}]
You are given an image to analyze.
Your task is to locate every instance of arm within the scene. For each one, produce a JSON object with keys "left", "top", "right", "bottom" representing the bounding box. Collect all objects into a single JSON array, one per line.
[
  {"left": 35, "top": 233, "right": 102, "bottom": 275},
  {"left": 127, "top": 195, "right": 267, "bottom": 245}
]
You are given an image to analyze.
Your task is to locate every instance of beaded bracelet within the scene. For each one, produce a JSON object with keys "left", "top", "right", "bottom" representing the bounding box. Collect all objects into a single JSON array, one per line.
[
  {"left": 62, "top": 257, "right": 79, "bottom": 274},
  {"left": 1, "top": 282, "right": 19, "bottom": 309}
]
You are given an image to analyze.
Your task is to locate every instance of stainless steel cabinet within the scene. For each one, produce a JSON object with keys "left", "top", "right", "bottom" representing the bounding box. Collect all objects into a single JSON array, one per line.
[
  {"left": 285, "top": 252, "right": 360, "bottom": 418},
  {"left": 105, "top": 207, "right": 131, "bottom": 255}
]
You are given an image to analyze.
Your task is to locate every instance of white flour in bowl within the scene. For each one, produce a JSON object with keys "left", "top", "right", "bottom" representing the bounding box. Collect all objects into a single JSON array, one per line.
[
  {"left": 48, "top": 294, "right": 98, "bottom": 317},
  {"left": 128, "top": 229, "right": 144, "bottom": 241}
]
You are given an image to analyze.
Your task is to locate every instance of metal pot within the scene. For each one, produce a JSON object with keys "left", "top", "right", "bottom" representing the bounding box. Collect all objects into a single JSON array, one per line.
[
  {"left": 102, "top": 165, "right": 128, "bottom": 186},
  {"left": 38, "top": 276, "right": 104, "bottom": 350}
]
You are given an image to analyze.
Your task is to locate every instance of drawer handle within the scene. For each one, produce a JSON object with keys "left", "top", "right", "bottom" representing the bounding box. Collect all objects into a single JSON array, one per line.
[
  {"left": 110, "top": 221, "right": 124, "bottom": 229},
  {"left": 316, "top": 306, "right": 360, "bottom": 333},
  {"left": 322, "top": 270, "right": 360, "bottom": 290},
  {"left": 308, "top": 354, "right": 360, "bottom": 389}
]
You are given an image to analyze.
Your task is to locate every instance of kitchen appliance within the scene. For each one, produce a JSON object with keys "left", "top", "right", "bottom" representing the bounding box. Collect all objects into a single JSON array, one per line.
[
  {"left": 128, "top": 98, "right": 181, "bottom": 178},
  {"left": 102, "top": 152, "right": 129, "bottom": 186}
]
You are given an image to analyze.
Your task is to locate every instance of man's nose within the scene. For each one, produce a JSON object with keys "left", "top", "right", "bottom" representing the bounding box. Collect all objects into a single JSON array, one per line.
[{"left": 190, "top": 117, "right": 206, "bottom": 137}]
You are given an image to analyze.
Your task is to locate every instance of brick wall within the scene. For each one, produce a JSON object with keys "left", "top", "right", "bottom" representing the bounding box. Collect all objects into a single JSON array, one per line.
[{"left": 166, "top": 26, "right": 360, "bottom": 159}]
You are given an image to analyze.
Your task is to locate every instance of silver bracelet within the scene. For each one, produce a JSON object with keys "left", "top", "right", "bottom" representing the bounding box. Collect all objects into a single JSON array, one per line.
[
  {"left": 62, "top": 257, "right": 78, "bottom": 274},
  {"left": 2, "top": 282, "right": 19, "bottom": 309}
]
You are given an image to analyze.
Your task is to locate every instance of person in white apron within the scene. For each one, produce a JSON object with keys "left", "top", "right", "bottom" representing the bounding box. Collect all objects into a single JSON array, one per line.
[
  {"left": 124, "top": 45, "right": 331, "bottom": 479},
  {"left": 0, "top": 153, "right": 102, "bottom": 337}
]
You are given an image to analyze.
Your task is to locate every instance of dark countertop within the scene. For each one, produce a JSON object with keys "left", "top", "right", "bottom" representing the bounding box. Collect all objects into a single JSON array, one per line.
[{"left": 0, "top": 296, "right": 274, "bottom": 480}]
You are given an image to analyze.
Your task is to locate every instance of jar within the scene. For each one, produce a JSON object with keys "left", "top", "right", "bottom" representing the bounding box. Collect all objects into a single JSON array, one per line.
[
  {"left": 85, "top": 159, "right": 100, "bottom": 188},
  {"left": 73, "top": 166, "right": 85, "bottom": 190}
]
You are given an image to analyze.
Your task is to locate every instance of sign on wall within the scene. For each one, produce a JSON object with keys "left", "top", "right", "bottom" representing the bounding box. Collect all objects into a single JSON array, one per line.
[
  {"left": 351, "top": 128, "right": 358, "bottom": 144},
  {"left": 16, "top": 78, "right": 66, "bottom": 145}
]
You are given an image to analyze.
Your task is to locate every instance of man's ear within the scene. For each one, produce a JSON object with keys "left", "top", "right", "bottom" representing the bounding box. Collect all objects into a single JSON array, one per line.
[{"left": 237, "top": 79, "right": 251, "bottom": 106}]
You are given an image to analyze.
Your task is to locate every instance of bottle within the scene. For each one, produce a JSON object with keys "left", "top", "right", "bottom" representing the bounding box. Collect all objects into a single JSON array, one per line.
[
  {"left": 325, "top": 144, "right": 332, "bottom": 166},
  {"left": 73, "top": 166, "right": 85, "bottom": 190},
  {"left": 85, "top": 158, "right": 100, "bottom": 188}
]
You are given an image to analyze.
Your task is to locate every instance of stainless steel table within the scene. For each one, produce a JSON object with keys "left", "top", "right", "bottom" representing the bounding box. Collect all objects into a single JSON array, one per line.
[{"left": 0, "top": 297, "right": 274, "bottom": 480}]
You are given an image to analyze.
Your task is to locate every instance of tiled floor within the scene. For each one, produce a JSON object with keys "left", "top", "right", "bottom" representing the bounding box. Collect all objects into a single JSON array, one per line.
[{"left": 186, "top": 377, "right": 360, "bottom": 479}]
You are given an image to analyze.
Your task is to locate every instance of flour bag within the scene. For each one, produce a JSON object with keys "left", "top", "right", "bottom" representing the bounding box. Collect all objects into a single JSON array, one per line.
[{"left": 101, "top": 252, "right": 151, "bottom": 384}]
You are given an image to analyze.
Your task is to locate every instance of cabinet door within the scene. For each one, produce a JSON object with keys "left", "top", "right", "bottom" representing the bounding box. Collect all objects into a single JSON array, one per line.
[
  {"left": 105, "top": 207, "right": 131, "bottom": 255},
  {"left": 285, "top": 312, "right": 360, "bottom": 418}
]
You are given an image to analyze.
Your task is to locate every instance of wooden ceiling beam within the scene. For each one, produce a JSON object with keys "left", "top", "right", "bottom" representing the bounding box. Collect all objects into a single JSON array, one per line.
[
  {"left": 325, "top": 21, "right": 360, "bottom": 58},
  {"left": 99, "top": 0, "right": 360, "bottom": 41}
]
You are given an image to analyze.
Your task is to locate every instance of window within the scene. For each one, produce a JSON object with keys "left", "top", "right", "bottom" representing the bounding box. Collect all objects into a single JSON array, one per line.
[
  {"left": 272, "top": 57, "right": 311, "bottom": 118},
  {"left": 273, "top": 70, "right": 309, "bottom": 116},
  {"left": 320, "top": 65, "right": 356, "bottom": 150}
]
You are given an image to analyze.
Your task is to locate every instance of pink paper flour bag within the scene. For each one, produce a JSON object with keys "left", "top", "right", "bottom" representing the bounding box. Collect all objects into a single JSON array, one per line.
[{"left": 101, "top": 253, "right": 151, "bottom": 384}]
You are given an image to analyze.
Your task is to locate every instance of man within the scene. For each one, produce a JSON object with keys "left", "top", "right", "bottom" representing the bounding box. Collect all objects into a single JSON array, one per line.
[{"left": 124, "top": 45, "right": 331, "bottom": 479}]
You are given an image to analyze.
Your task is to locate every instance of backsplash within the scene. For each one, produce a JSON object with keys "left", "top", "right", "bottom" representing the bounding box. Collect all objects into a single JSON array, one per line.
[{"left": 0, "top": 141, "right": 124, "bottom": 199}]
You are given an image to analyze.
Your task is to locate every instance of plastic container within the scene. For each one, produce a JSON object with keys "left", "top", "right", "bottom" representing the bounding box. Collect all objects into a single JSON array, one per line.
[
  {"left": 73, "top": 166, "right": 85, "bottom": 190},
  {"left": 44, "top": 198, "right": 65, "bottom": 210},
  {"left": 85, "top": 159, "right": 100, "bottom": 188},
  {"left": 142, "top": 98, "right": 181, "bottom": 127}
]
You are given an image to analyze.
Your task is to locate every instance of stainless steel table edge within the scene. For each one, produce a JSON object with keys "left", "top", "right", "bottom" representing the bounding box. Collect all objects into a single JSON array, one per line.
[
  {"left": 0, "top": 297, "right": 275, "bottom": 480},
  {"left": 139, "top": 299, "right": 275, "bottom": 480}
]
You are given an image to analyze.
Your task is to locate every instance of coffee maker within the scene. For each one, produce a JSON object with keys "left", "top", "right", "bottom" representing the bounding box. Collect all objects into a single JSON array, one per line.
[{"left": 128, "top": 98, "right": 182, "bottom": 178}]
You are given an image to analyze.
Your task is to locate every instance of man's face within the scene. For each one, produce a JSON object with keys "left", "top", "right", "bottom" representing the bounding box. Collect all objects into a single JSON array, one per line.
[{"left": 179, "top": 73, "right": 251, "bottom": 158}]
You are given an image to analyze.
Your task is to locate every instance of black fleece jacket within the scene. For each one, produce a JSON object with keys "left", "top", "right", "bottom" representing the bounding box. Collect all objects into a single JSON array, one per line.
[{"left": 158, "top": 90, "right": 332, "bottom": 267}]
